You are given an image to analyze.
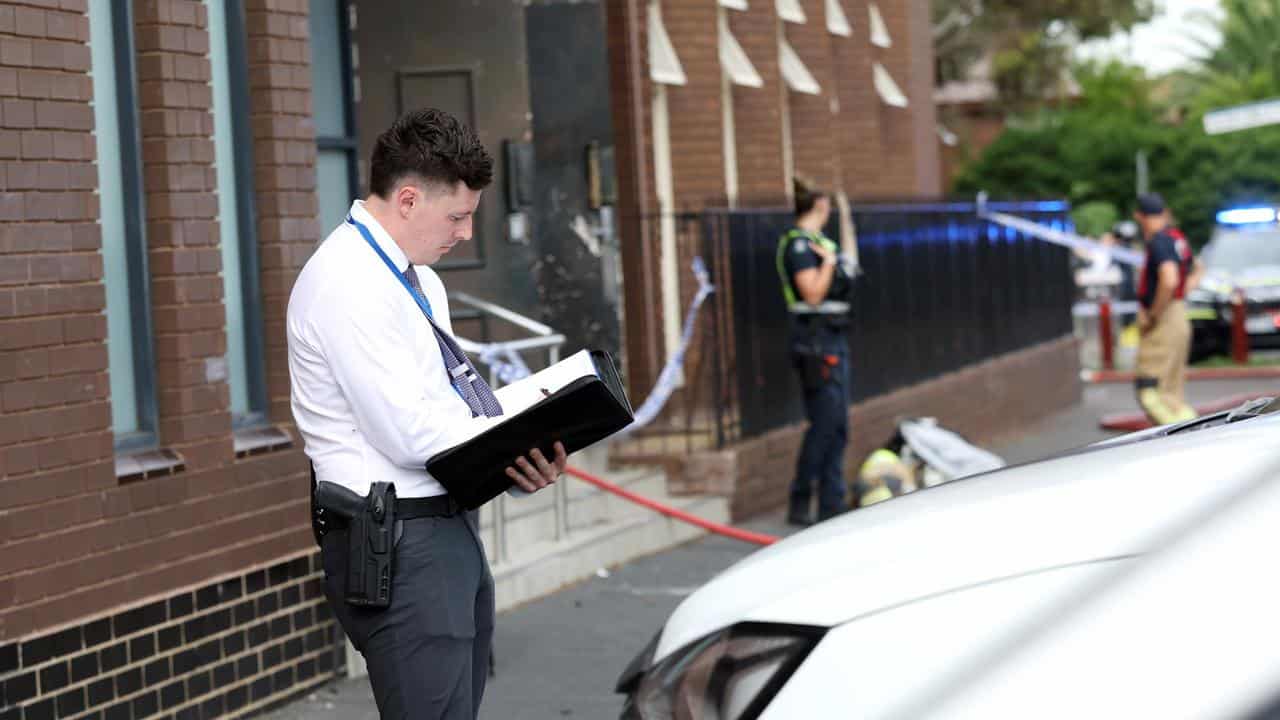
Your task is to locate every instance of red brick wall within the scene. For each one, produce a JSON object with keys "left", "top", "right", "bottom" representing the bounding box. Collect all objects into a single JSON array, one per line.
[
  {"left": 906, "top": 0, "right": 941, "bottom": 195},
  {"left": 135, "top": 0, "right": 228, "bottom": 468},
  {"left": 832, "top": 0, "right": 885, "bottom": 199},
  {"left": 939, "top": 107, "right": 1004, "bottom": 188},
  {"left": 785, "top": 0, "right": 839, "bottom": 191},
  {"left": 0, "top": 0, "right": 117, "bottom": 630},
  {"left": 0, "top": 0, "right": 314, "bottom": 642},
  {"left": 244, "top": 0, "right": 316, "bottom": 423},
  {"left": 874, "top": 0, "right": 918, "bottom": 197},
  {"left": 674, "top": 336, "right": 1082, "bottom": 519},
  {"left": 728, "top": 1, "right": 787, "bottom": 205},
  {"left": 664, "top": 0, "right": 726, "bottom": 208}
]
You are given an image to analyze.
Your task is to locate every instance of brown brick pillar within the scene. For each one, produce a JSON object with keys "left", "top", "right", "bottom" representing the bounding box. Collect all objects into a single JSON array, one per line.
[
  {"left": 0, "top": 0, "right": 116, "bottom": 629},
  {"left": 728, "top": 0, "right": 786, "bottom": 206},
  {"left": 906, "top": 0, "right": 941, "bottom": 195},
  {"left": 786, "top": 0, "right": 840, "bottom": 192},
  {"left": 876, "top": 0, "right": 918, "bottom": 197},
  {"left": 832, "top": 0, "right": 886, "bottom": 200},
  {"left": 243, "top": 0, "right": 316, "bottom": 423},
  {"left": 664, "top": 0, "right": 726, "bottom": 208},
  {"left": 134, "top": 0, "right": 230, "bottom": 470},
  {"left": 605, "top": 0, "right": 663, "bottom": 397}
]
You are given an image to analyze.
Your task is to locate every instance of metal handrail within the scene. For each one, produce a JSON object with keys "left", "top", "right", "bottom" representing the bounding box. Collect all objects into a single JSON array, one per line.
[
  {"left": 454, "top": 334, "right": 567, "bottom": 355},
  {"left": 447, "top": 292, "right": 568, "bottom": 562},
  {"left": 451, "top": 291, "right": 556, "bottom": 335}
]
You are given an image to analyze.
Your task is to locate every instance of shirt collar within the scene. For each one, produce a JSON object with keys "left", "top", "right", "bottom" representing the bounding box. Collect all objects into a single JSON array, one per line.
[{"left": 349, "top": 199, "right": 411, "bottom": 271}]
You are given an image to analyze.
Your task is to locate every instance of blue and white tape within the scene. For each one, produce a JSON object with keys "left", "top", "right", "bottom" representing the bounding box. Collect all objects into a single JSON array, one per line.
[
  {"left": 620, "top": 256, "right": 715, "bottom": 435},
  {"left": 477, "top": 344, "right": 533, "bottom": 386},
  {"left": 977, "top": 193, "right": 1144, "bottom": 267},
  {"left": 471, "top": 257, "right": 715, "bottom": 435}
]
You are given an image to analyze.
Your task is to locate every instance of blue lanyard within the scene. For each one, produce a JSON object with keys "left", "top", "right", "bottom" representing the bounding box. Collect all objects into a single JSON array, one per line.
[
  {"left": 348, "top": 214, "right": 474, "bottom": 405},
  {"left": 347, "top": 215, "right": 434, "bottom": 320}
]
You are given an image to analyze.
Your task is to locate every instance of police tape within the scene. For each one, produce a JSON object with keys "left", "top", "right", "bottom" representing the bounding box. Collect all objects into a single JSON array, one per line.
[
  {"left": 470, "top": 258, "right": 783, "bottom": 546},
  {"left": 471, "top": 257, "right": 713, "bottom": 437},
  {"left": 560, "top": 258, "right": 786, "bottom": 546},
  {"left": 618, "top": 256, "right": 716, "bottom": 436},
  {"left": 476, "top": 344, "right": 533, "bottom": 386},
  {"left": 977, "top": 192, "right": 1144, "bottom": 268},
  {"left": 1072, "top": 300, "right": 1142, "bottom": 318}
]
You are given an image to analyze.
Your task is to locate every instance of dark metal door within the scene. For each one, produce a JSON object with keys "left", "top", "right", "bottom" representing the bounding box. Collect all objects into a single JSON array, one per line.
[{"left": 525, "top": 0, "right": 622, "bottom": 357}]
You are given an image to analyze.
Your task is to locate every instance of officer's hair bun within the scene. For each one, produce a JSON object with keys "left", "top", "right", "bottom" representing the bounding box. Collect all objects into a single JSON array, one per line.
[{"left": 794, "top": 175, "right": 826, "bottom": 217}]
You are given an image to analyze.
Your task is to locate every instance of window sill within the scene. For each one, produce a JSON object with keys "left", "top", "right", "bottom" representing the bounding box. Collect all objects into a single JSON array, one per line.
[
  {"left": 233, "top": 424, "right": 294, "bottom": 459},
  {"left": 115, "top": 447, "right": 186, "bottom": 483}
]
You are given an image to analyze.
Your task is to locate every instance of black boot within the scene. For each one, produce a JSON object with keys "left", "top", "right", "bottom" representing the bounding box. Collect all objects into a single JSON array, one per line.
[{"left": 786, "top": 508, "right": 813, "bottom": 527}]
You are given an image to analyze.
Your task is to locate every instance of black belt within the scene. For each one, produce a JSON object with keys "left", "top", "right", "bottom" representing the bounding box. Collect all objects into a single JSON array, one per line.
[
  {"left": 793, "top": 315, "right": 849, "bottom": 330},
  {"left": 398, "top": 494, "right": 462, "bottom": 519}
]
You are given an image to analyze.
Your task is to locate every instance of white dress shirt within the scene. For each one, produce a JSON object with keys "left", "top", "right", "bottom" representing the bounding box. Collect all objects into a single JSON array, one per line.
[{"left": 287, "top": 200, "right": 482, "bottom": 498}]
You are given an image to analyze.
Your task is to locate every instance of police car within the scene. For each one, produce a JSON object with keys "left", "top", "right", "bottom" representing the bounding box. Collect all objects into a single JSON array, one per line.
[
  {"left": 617, "top": 400, "right": 1280, "bottom": 718},
  {"left": 1186, "top": 205, "right": 1280, "bottom": 360}
]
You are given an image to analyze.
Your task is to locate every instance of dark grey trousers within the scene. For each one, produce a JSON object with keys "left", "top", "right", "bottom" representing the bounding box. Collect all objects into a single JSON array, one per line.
[{"left": 321, "top": 512, "right": 495, "bottom": 720}]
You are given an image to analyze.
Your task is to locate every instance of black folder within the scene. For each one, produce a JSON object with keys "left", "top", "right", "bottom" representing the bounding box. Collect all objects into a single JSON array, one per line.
[{"left": 426, "top": 350, "right": 635, "bottom": 510}]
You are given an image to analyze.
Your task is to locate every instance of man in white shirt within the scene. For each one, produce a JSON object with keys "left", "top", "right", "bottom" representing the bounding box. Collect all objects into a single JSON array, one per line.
[{"left": 287, "top": 108, "right": 565, "bottom": 719}]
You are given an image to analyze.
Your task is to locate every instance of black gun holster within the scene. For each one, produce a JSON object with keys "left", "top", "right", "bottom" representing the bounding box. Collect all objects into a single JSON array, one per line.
[
  {"left": 793, "top": 343, "right": 839, "bottom": 391},
  {"left": 312, "top": 471, "right": 398, "bottom": 609}
]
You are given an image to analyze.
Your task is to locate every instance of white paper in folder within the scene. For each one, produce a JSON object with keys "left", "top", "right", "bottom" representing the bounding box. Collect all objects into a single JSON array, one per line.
[
  {"left": 491, "top": 349, "right": 598, "bottom": 417},
  {"left": 482, "top": 349, "right": 600, "bottom": 498}
]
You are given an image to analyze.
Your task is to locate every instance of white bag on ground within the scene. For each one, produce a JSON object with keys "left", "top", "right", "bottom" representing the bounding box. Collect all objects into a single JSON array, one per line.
[{"left": 898, "top": 417, "right": 1005, "bottom": 484}]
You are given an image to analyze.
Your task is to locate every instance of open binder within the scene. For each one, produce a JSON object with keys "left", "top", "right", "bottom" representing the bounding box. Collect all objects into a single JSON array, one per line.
[{"left": 426, "top": 349, "right": 634, "bottom": 510}]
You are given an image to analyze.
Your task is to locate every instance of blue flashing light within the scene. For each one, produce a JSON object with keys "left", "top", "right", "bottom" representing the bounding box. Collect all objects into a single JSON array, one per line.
[{"left": 1216, "top": 206, "right": 1278, "bottom": 226}]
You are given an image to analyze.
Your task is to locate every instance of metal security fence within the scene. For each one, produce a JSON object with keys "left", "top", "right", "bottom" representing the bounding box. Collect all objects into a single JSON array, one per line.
[
  {"left": 847, "top": 201, "right": 1075, "bottom": 398},
  {"left": 616, "top": 200, "right": 1075, "bottom": 452}
]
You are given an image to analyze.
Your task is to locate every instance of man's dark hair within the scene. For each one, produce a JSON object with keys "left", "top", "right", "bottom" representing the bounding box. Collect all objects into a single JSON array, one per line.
[
  {"left": 369, "top": 108, "right": 493, "bottom": 198},
  {"left": 794, "top": 177, "right": 828, "bottom": 218},
  {"left": 1135, "top": 192, "right": 1166, "bottom": 217}
]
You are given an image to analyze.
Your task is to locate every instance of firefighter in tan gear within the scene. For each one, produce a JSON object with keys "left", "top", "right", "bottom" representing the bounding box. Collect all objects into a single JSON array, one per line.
[{"left": 1134, "top": 193, "right": 1204, "bottom": 425}]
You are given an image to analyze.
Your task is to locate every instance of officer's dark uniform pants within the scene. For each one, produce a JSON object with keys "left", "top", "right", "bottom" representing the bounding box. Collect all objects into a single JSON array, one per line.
[
  {"left": 321, "top": 512, "right": 495, "bottom": 720},
  {"left": 790, "top": 329, "right": 850, "bottom": 520}
]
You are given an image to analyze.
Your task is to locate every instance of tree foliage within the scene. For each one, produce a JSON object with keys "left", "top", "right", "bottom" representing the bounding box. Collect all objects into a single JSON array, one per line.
[
  {"left": 934, "top": 0, "right": 1154, "bottom": 105},
  {"left": 953, "top": 0, "right": 1280, "bottom": 246},
  {"left": 1188, "top": 0, "right": 1280, "bottom": 109}
]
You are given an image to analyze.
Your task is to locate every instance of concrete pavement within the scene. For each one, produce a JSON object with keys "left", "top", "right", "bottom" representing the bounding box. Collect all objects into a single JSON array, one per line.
[{"left": 264, "top": 377, "right": 1280, "bottom": 719}]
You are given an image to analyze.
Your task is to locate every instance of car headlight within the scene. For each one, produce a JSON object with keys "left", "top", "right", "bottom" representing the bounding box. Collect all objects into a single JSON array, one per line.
[{"left": 621, "top": 624, "right": 824, "bottom": 720}]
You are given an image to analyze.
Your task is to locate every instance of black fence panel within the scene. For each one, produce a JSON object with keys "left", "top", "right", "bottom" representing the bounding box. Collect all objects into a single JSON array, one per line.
[{"left": 724, "top": 200, "right": 1074, "bottom": 439}]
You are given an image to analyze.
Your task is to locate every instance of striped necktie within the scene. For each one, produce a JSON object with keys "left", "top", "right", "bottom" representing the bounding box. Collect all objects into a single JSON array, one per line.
[{"left": 403, "top": 265, "right": 504, "bottom": 419}]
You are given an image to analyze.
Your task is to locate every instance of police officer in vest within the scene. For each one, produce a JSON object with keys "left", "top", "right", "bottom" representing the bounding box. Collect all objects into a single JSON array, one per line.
[{"left": 777, "top": 179, "right": 856, "bottom": 526}]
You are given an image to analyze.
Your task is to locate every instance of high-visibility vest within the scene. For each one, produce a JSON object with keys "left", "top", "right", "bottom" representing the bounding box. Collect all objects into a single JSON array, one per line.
[{"left": 776, "top": 228, "right": 851, "bottom": 316}]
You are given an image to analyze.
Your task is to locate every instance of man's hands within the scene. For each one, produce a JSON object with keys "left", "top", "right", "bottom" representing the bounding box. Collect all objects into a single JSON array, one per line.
[
  {"left": 505, "top": 441, "right": 568, "bottom": 493},
  {"left": 1137, "top": 308, "right": 1153, "bottom": 335}
]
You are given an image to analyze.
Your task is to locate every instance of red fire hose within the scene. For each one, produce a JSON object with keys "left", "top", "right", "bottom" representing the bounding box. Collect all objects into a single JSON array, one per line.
[{"left": 563, "top": 465, "right": 779, "bottom": 546}]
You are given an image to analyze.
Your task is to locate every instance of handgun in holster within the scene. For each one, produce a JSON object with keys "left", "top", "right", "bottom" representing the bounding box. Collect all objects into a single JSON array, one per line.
[
  {"left": 313, "top": 478, "right": 397, "bottom": 609},
  {"left": 794, "top": 344, "right": 840, "bottom": 390}
]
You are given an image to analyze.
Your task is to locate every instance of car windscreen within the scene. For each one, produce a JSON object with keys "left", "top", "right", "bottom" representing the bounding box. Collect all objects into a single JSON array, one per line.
[{"left": 1201, "top": 229, "right": 1280, "bottom": 273}]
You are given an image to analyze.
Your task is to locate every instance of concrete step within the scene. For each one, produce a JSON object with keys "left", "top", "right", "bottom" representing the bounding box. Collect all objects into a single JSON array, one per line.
[
  {"left": 565, "top": 465, "right": 670, "bottom": 529},
  {"left": 475, "top": 465, "right": 670, "bottom": 554},
  {"left": 491, "top": 491, "right": 729, "bottom": 613}
]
